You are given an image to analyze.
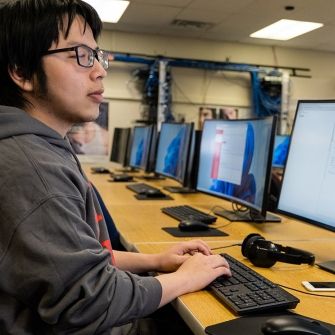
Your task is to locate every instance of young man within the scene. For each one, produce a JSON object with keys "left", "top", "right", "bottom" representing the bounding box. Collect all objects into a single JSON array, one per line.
[{"left": 0, "top": 1, "right": 231, "bottom": 334}]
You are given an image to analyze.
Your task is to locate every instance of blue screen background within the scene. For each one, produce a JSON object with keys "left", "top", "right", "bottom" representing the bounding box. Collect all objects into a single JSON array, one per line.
[
  {"left": 155, "top": 123, "right": 190, "bottom": 181},
  {"left": 129, "top": 127, "right": 150, "bottom": 168},
  {"left": 197, "top": 118, "right": 273, "bottom": 211}
]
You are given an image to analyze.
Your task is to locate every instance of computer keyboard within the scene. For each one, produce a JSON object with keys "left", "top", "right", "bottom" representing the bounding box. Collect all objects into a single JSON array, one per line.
[
  {"left": 161, "top": 205, "right": 217, "bottom": 224},
  {"left": 126, "top": 183, "right": 160, "bottom": 194},
  {"left": 209, "top": 253, "right": 300, "bottom": 315}
]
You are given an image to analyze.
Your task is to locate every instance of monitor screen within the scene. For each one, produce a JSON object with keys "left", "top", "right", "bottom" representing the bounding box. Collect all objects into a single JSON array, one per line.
[
  {"left": 110, "top": 127, "right": 131, "bottom": 166},
  {"left": 154, "top": 122, "right": 194, "bottom": 184},
  {"left": 272, "top": 134, "right": 290, "bottom": 168},
  {"left": 196, "top": 117, "right": 279, "bottom": 222},
  {"left": 128, "top": 125, "right": 154, "bottom": 171},
  {"left": 277, "top": 100, "right": 335, "bottom": 232}
]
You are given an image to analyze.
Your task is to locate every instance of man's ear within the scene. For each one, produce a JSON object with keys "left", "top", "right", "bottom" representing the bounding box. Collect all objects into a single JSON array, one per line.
[{"left": 8, "top": 66, "right": 34, "bottom": 92}]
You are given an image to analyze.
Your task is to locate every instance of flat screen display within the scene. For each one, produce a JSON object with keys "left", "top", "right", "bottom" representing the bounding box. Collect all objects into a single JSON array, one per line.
[
  {"left": 155, "top": 122, "right": 193, "bottom": 184},
  {"left": 196, "top": 117, "right": 276, "bottom": 220},
  {"left": 272, "top": 134, "right": 290, "bottom": 168},
  {"left": 129, "top": 126, "right": 153, "bottom": 170},
  {"left": 110, "top": 127, "right": 131, "bottom": 166},
  {"left": 277, "top": 100, "right": 335, "bottom": 231}
]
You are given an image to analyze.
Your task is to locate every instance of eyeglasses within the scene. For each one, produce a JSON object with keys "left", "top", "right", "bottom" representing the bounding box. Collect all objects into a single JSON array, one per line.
[{"left": 44, "top": 44, "right": 109, "bottom": 70}]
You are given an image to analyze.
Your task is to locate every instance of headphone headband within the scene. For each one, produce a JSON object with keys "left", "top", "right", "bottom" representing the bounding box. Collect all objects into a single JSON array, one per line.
[
  {"left": 242, "top": 233, "right": 315, "bottom": 268},
  {"left": 267, "top": 244, "right": 315, "bottom": 265}
]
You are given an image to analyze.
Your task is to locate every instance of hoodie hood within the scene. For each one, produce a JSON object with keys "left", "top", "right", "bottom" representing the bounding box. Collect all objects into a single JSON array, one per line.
[{"left": 0, "top": 105, "right": 73, "bottom": 151}]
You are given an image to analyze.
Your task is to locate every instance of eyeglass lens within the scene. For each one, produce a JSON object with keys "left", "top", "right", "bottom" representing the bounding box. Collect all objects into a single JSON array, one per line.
[
  {"left": 97, "top": 49, "right": 109, "bottom": 70},
  {"left": 77, "top": 45, "right": 108, "bottom": 70}
]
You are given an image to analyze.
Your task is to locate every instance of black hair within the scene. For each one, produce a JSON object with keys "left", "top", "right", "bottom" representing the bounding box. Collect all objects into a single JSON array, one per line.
[{"left": 0, "top": 0, "right": 102, "bottom": 108}]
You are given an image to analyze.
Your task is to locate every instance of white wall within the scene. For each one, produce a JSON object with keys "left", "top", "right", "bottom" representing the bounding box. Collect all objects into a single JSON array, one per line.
[{"left": 99, "top": 30, "right": 335, "bottom": 136}]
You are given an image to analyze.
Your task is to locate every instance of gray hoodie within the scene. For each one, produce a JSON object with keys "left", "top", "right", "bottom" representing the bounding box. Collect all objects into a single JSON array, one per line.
[{"left": 0, "top": 105, "right": 162, "bottom": 334}]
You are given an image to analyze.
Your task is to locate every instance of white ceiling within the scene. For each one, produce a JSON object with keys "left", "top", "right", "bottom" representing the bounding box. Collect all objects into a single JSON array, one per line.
[{"left": 103, "top": 0, "right": 335, "bottom": 53}]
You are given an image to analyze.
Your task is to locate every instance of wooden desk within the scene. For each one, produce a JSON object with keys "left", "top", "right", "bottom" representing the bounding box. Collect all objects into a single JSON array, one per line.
[
  {"left": 135, "top": 241, "right": 335, "bottom": 334},
  {"left": 84, "top": 163, "right": 335, "bottom": 333},
  {"left": 84, "top": 164, "right": 335, "bottom": 247}
]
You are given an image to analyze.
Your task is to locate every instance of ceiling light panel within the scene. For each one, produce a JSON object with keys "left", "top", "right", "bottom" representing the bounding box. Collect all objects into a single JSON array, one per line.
[
  {"left": 83, "top": 0, "right": 129, "bottom": 23},
  {"left": 250, "top": 19, "right": 323, "bottom": 41}
]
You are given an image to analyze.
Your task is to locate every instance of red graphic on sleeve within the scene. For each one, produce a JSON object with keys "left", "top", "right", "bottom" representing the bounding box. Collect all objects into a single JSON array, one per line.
[
  {"left": 95, "top": 213, "right": 103, "bottom": 223},
  {"left": 101, "top": 239, "right": 116, "bottom": 265}
]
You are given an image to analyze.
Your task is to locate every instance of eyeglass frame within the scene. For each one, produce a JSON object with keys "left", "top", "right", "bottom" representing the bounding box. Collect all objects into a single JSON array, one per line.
[{"left": 43, "top": 44, "right": 109, "bottom": 70}]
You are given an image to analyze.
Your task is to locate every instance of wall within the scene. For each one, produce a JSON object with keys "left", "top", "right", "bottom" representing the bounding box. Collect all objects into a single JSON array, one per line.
[{"left": 99, "top": 30, "right": 335, "bottom": 143}]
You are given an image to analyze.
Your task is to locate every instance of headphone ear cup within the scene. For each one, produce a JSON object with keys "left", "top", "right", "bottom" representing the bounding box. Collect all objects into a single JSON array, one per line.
[
  {"left": 241, "top": 234, "right": 279, "bottom": 268},
  {"left": 241, "top": 233, "right": 263, "bottom": 258},
  {"left": 248, "top": 240, "right": 278, "bottom": 268}
]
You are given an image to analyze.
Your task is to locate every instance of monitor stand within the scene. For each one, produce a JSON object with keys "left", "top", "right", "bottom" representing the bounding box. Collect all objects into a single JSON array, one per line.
[
  {"left": 163, "top": 186, "right": 197, "bottom": 194},
  {"left": 115, "top": 167, "right": 139, "bottom": 173},
  {"left": 317, "top": 260, "right": 335, "bottom": 274},
  {"left": 213, "top": 208, "right": 281, "bottom": 223}
]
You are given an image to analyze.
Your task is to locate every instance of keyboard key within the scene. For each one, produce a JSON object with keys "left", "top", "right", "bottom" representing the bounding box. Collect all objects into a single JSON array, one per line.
[{"left": 208, "top": 254, "right": 299, "bottom": 315}]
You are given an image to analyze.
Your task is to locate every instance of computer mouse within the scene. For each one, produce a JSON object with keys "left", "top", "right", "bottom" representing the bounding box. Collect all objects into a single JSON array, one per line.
[
  {"left": 178, "top": 220, "right": 210, "bottom": 232},
  {"left": 261, "top": 315, "right": 331, "bottom": 335},
  {"left": 143, "top": 189, "right": 165, "bottom": 198}
]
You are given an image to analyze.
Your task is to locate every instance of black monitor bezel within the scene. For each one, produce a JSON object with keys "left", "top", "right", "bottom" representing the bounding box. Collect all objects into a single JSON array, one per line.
[
  {"left": 110, "top": 127, "right": 131, "bottom": 166},
  {"left": 276, "top": 99, "right": 335, "bottom": 232},
  {"left": 153, "top": 122, "right": 194, "bottom": 186},
  {"left": 196, "top": 116, "right": 277, "bottom": 219},
  {"left": 145, "top": 126, "right": 158, "bottom": 174},
  {"left": 183, "top": 129, "right": 202, "bottom": 190}
]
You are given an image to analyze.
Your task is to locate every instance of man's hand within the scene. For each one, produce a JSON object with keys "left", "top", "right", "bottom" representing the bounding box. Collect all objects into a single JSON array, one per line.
[
  {"left": 155, "top": 240, "right": 213, "bottom": 272},
  {"left": 156, "top": 252, "right": 231, "bottom": 307}
]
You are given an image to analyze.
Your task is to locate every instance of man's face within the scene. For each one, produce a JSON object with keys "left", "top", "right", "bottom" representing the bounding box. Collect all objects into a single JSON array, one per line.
[{"left": 31, "top": 16, "right": 107, "bottom": 134}]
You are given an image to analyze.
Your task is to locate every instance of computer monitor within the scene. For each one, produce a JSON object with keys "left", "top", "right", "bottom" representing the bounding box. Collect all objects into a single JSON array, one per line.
[
  {"left": 110, "top": 127, "right": 131, "bottom": 167},
  {"left": 128, "top": 125, "right": 155, "bottom": 173},
  {"left": 272, "top": 134, "right": 290, "bottom": 168},
  {"left": 196, "top": 117, "right": 280, "bottom": 222},
  {"left": 154, "top": 122, "right": 195, "bottom": 193},
  {"left": 278, "top": 100, "right": 335, "bottom": 232},
  {"left": 146, "top": 126, "right": 159, "bottom": 175},
  {"left": 184, "top": 129, "right": 202, "bottom": 191}
]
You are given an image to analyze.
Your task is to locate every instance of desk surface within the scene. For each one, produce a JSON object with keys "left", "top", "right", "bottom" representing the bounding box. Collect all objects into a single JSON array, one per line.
[
  {"left": 83, "top": 163, "right": 335, "bottom": 332},
  {"left": 85, "top": 164, "right": 335, "bottom": 245},
  {"left": 136, "top": 241, "right": 335, "bottom": 333}
]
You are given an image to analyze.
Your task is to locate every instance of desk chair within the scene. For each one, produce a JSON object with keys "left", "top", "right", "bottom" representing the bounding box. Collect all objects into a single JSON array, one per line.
[{"left": 91, "top": 183, "right": 125, "bottom": 251}]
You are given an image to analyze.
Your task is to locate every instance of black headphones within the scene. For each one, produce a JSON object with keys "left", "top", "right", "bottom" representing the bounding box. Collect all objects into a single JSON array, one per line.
[{"left": 241, "top": 233, "right": 315, "bottom": 268}]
